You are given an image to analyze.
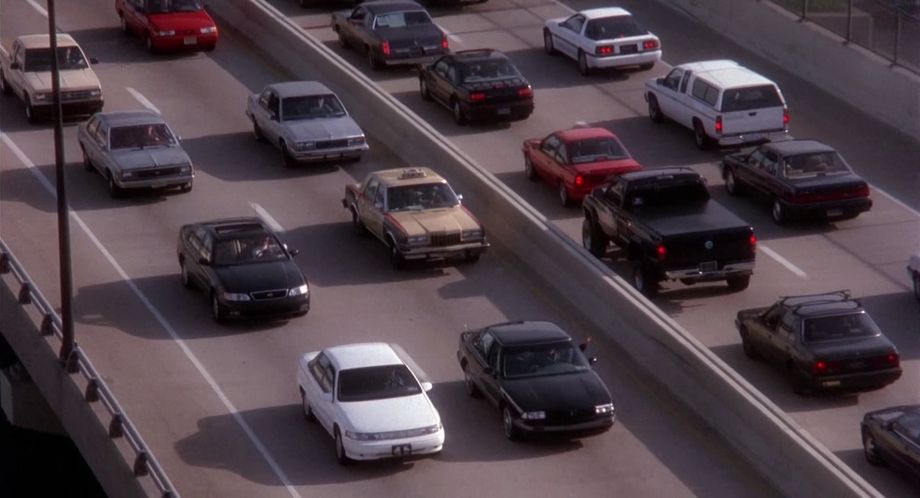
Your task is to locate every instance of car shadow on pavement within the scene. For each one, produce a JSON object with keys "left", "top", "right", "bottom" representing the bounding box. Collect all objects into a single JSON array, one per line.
[{"left": 66, "top": 26, "right": 210, "bottom": 66}]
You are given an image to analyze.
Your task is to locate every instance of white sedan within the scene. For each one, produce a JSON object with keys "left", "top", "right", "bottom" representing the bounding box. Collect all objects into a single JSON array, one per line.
[
  {"left": 297, "top": 343, "right": 444, "bottom": 464},
  {"left": 543, "top": 7, "right": 661, "bottom": 76}
]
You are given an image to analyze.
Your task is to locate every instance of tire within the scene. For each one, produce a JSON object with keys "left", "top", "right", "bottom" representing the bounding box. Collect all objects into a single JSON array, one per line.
[
  {"left": 647, "top": 95, "right": 664, "bottom": 123},
  {"left": 81, "top": 147, "right": 94, "bottom": 172},
  {"left": 558, "top": 181, "right": 571, "bottom": 207},
  {"left": 523, "top": 156, "right": 537, "bottom": 181},
  {"left": 582, "top": 217, "right": 607, "bottom": 258},
  {"left": 179, "top": 182, "right": 193, "bottom": 193},
  {"left": 0, "top": 70, "right": 11, "bottom": 96},
  {"left": 388, "top": 237, "right": 406, "bottom": 270},
  {"left": 107, "top": 172, "right": 123, "bottom": 198},
  {"left": 577, "top": 50, "right": 590, "bottom": 76},
  {"left": 739, "top": 327, "right": 759, "bottom": 360},
  {"left": 211, "top": 292, "right": 227, "bottom": 323},
  {"left": 252, "top": 119, "right": 265, "bottom": 142},
  {"left": 367, "top": 46, "right": 382, "bottom": 71},
  {"left": 301, "top": 389, "right": 316, "bottom": 422},
  {"left": 639, "top": 62, "right": 655, "bottom": 71},
  {"left": 913, "top": 271, "right": 920, "bottom": 304},
  {"left": 632, "top": 263, "right": 659, "bottom": 298},
  {"left": 724, "top": 169, "right": 739, "bottom": 196},
  {"left": 280, "top": 141, "right": 297, "bottom": 168},
  {"left": 336, "top": 28, "right": 349, "bottom": 49},
  {"left": 145, "top": 34, "right": 157, "bottom": 54},
  {"left": 350, "top": 207, "right": 366, "bottom": 236},
  {"left": 726, "top": 275, "right": 750, "bottom": 292},
  {"left": 693, "top": 120, "right": 710, "bottom": 150},
  {"left": 501, "top": 405, "right": 520, "bottom": 441},
  {"left": 25, "top": 96, "right": 37, "bottom": 124},
  {"left": 419, "top": 78, "right": 431, "bottom": 101},
  {"left": 788, "top": 363, "right": 811, "bottom": 395},
  {"left": 464, "top": 250, "right": 481, "bottom": 264},
  {"left": 452, "top": 99, "right": 467, "bottom": 125},
  {"left": 179, "top": 260, "right": 193, "bottom": 289},
  {"left": 771, "top": 198, "right": 787, "bottom": 225},
  {"left": 463, "top": 364, "right": 481, "bottom": 398},
  {"left": 119, "top": 15, "right": 129, "bottom": 35},
  {"left": 543, "top": 30, "right": 556, "bottom": 55},
  {"left": 862, "top": 429, "right": 884, "bottom": 466},
  {"left": 335, "top": 428, "right": 351, "bottom": 466}
]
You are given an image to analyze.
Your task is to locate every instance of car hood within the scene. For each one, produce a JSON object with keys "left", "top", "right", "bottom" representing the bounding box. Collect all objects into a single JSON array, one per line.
[
  {"left": 865, "top": 404, "right": 920, "bottom": 422},
  {"left": 24, "top": 69, "right": 101, "bottom": 93},
  {"left": 283, "top": 117, "right": 363, "bottom": 142},
  {"left": 213, "top": 260, "right": 304, "bottom": 293},
  {"left": 149, "top": 11, "right": 215, "bottom": 31},
  {"left": 502, "top": 371, "right": 611, "bottom": 412},
  {"left": 573, "top": 158, "right": 643, "bottom": 177},
  {"left": 339, "top": 394, "right": 440, "bottom": 433},
  {"left": 807, "top": 336, "right": 896, "bottom": 361},
  {"left": 390, "top": 207, "right": 478, "bottom": 235},
  {"left": 110, "top": 147, "right": 191, "bottom": 170}
]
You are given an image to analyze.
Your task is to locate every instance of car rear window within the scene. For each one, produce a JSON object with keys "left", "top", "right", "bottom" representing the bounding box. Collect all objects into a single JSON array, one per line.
[
  {"left": 584, "top": 16, "right": 645, "bottom": 40},
  {"left": 147, "top": 0, "right": 202, "bottom": 13},
  {"left": 782, "top": 152, "right": 851, "bottom": 179},
  {"left": 374, "top": 10, "right": 432, "bottom": 29},
  {"left": 626, "top": 181, "right": 709, "bottom": 208},
  {"left": 803, "top": 313, "right": 879, "bottom": 343},
  {"left": 337, "top": 365, "right": 422, "bottom": 402},
  {"left": 459, "top": 59, "right": 520, "bottom": 83},
  {"left": 569, "top": 137, "right": 629, "bottom": 164},
  {"left": 720, "top": 85, "right": 783, "bottom": 112}
]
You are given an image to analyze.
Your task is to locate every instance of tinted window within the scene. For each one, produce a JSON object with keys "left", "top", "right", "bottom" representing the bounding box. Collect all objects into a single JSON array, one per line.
[
  {"left": 213, "top": 234, "right": 286, "bottom": 265},
  {"left": 502, "top": 343, "right": 590, "bottom": 379},
  {"left": 386, "top": 183, "right": 459, "bottom": 211},
  {"left": 374, "top": 10, "right": 432, "bottom": 28},
  {"left": 282, "top": 94, "right": 346, "bottom": 120},
  {"left": 459, "top": 59, "right": 520, "bottom": 83},
  {"left": 147, "top": 0, "right": 201, "bottom": 13},
  {"left": 782, "top": 151, "right": 851, "bottom": 179},
  {"left": 24, "top": 46, "right": 88, "bottom": 71},
  {"left": 895, "top": 413, "right": 920, "bottom": 444},
  {"left": 803, "top": 313, "right": 879, "bottom": 343},
  {"left": 569, "top": 137, "right": 628, "bottom": 164},
  {"left": 720, "top": 84, "right": 783, "bottom": 112},
  {"left": 662, "top": 68, "right": 682, "bottom": 91},
  {"left": 478, "top": 331, "right": 495, "bottom": 357},
  {"left": 626, "top": 181, "right": 709, "bottom": 208},
  {"left": 109, "top": 124, "right": 176, "bottom": 149},
  {"left": 584, "top": 15, "right": 644, "bottom": 40},
  {"left": 337, "top": 365, "right": 422, "bottom": 402}
]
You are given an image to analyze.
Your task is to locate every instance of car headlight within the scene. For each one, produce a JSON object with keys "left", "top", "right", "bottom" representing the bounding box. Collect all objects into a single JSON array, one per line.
[
  {"left": 200, "top": 26, "right": 217, "bottom": 34},
  {"left": 89, "top": 89, "right": 102, "bottom": 97},
  {"left": 407, "top": 234, "right": 429, "bottom": 246},
  {"left": 156, "top": 30, "right": 176, "bottom": 37},
  {"left": 521, "top": 411, "right": 546, "bottom": 421},
  {"left": 421, "top": 423, "right": 442, "bottom": 434},
  {"left": 347, "top": 136, "right": 365, "bottom": 146},
  {"left": 461, "top": 228, "right": 482, "bottom": 241},
  {"left": 293, "top": 141, "right": 315, "bottom": 151},
  {"left": 222, "top": 292, "right": 251, "bottom": 302},
  {"left": 32, "top": 92, "right": 51, "bottom": 101},
  {"left": 288, "top": 284, "right": 309, "bottom": 297},
  {"left": 179, "top": 165, "right": 192, "bottom": 174},
  {"left": 344, "top": 430, "right": 375, "bottom": 441},
  {"left": 121, "top": 171, "right": 134, "bottom": 179},
  {"left": 595, "top": 403, "right": 614, "bottom": 415}
]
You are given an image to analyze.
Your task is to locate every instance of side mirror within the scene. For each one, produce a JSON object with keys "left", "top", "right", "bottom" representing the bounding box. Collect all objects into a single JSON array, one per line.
[
  {"left": 421, "top": 381, "right": 433, "bottom": 392},
  {"left": 10, "top": 62, "right": 19, "bottom": 70},
  {"left": 269, "top": 111, "right": 278, "bottom": 121},
  {"left": 197, "top": 257, "right": 210, "bottom": 266},
  {"left": 589, "top": 357, "right": 598, "bottom": 365},
  {"left": 89, "top": 57, "right": 99, "bottom": 65},
  {"left": 655, "top": 77, "right": 664, "bottom": 86},
  {"left": 288, "top": 248, "right": 300, "bottom": 256},
  {"left": 579, "top": 337, "right": 592, "bottom": 352}
]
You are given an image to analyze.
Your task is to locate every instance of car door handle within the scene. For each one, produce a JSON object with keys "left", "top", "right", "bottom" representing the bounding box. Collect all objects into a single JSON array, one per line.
[{"left": 748, "top": 111, "right": 757, "bottom": 116}]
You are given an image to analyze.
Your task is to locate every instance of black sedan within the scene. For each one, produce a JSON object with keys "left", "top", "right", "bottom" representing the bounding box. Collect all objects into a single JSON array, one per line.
[
  {"left": 177, "top": 217, "right": 310, "bottom": 323},
  {"left": 721, "top": 139, "right": 872, "bottom": 224},
  {"left": 736, "top": 290, "right": 901, "bottom": 394},
  {"left": 456, "top": 321, "right": 615, "bottom": 440},
  {"left": 861, "top": 405, "right": 920, "bottom": 481},
  {"left": 419, "top": 49, "right": 534, "bottom": 125}
]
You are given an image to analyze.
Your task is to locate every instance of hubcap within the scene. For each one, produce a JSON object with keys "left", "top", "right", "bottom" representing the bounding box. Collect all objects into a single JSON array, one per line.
[
  {"left": 772, "top": 201, "right": 782, "bottom": 221},
  {"left": 454, "top": 103, "right": 461, "bottom": 122},
  {"left": 582, "top": 222, "right": 591, "bottom": 249},
  {"left": 212, "top": 295, "right": 220, "bottom": 318},
  {"left": 544, "top": 33, "right": 552, "bottom": 51},
  {"left": 502, "top": 408, "right": 513, "bottom": 436},
  {"left": 634, "top": 268, "right": 644, "bottom": 291},
  {"left": 559, "top": 183, "right": 567, "bottom": 205},
  {"left": 181, "top": 263, "right": 188, "bottom": 285}
]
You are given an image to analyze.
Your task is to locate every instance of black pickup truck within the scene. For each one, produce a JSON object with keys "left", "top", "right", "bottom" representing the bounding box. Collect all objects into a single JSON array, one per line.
[{"left": 581, "top": 167, "right": 757, "bottom": 297}]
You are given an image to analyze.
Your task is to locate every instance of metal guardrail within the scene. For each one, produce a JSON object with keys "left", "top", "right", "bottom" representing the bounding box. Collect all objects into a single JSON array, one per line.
[
  {"left": 0, "top": 239, "right": 179, "bottom": 498},
  {"left": 768, "top": 0, "right": 920, "bottom": 74}
]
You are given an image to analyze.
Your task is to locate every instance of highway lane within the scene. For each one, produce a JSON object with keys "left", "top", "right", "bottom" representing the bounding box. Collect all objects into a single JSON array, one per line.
[
  {"left": 0, "top": 1, "right": 776, "bottom": 497},
  {"left": 274, "top": 0, "right": 920, "bottom": 495}
]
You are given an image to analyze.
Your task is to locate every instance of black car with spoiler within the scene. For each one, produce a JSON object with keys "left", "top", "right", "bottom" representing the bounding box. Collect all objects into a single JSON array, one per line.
[
  {"left": 581, "top": 167, "right": 757, "bottom": 297},
  {"left": 736, "top": 290, "right": 901, "bottom": 395},
  {"left": 419, "top": 49, "right": 534, "bottom": 124}
]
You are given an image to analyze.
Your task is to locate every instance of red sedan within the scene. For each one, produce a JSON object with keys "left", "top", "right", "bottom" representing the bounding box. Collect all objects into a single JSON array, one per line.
[
  {"left": 522, "top": 127, "right": 642, "bottom": 206},
  {"left": 116, "top": 0, "right": 218, "bottom": 54}
]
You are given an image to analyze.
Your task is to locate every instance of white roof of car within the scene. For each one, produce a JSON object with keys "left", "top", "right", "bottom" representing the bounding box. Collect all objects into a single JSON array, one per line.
[
  {"left": 678, "top": 60, "right": 775, "bottom": 88},
  {"left": 326, "top": 343, "right": 404, "bottom": 371},
  {"left": 18, "top": 33, "right": 80, "bottom": 49},
  {"left": 581, "top": 7, "right": 632, "bottom": 19}
]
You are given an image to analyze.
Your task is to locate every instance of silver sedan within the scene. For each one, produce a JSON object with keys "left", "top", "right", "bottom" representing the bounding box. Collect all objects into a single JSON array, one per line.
[
  {"left": 77, "top": 109, "right": 194, "bottom": 198},
  {"left": 245, "top": 81, "right": 368, "bottom": 167}
]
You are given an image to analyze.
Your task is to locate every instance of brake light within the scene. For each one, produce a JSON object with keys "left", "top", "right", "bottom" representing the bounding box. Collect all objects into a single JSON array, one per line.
[
  {"left": 887, "top": 353, "right": 900, "bottom": 367},
  {"left": 517, "top": 86, "right": 533, "bottom": 98},
  {"left": 656, "top": 244, "right": 666, "bottom": 262},
  {"left": 574, "top": 175, "right": 584, "bottom": 187},
  {"left": 783, "top": 108, "right": 790, "bottom": 127},
  {"left": 643, "top": 39, "right": 659, "bottom": 50},
  {"left": 469, "top": 92, "right": 486, "bottom": 103},
  {"left": 381, "top": 40, "right": 390, "bottom": 56},
  {"left": 441, "top": 36, "right": 449, "bottom": 50},
  {"left": 595, "top": 46, "right": 613, "bottom": 56},
  {"left": 812, "top": 360, "right": 828, "bottom": 375},
  {"left": 749, "top": 233, "right": 757, "bottom": 253},
  {"left": 856, "top": 185, "right": 870, "bottom": 198},
  {"left": 715, "top": 115, "right": 723, "bottom": 135}
]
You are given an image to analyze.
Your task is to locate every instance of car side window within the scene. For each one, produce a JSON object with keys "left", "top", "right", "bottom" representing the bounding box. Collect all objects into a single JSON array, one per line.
[
  {"left": 663, "top": 68, "right": 683, "bottom": 91},
  {"left": 763, "top": 305, "right": 782, "bottom": 328},
  {"left": 95, "top": 123, "right": 108, "bottom": 147},
  {"left": 761, "top": 152, "right": 779, "bottom": 175},
  {"left": 487, "top": 344, "right": 500, "bottom": 372},
  {"left": 350, "top": 7, "right": 366, "bottom": 21},
  {"left": 541, "top": 135, "right": 559, "bottom": 155},
  {"left": 680, "top": 71, "right": 693, "bottom": 93},
  {"left": 433, "top": 59, "right": 449, "bottom": 77},
  {"left": 604, "top": 181, "right": 624, "bottom": 204},
  {"left": 365, "top": 179, "right": 379, "bottom": 201},
  {"left": 477, "top": 330, "right": 495, "bottom": 359},
  {"left": 13, "top": 42, "right": 24, "bottom": 67},
  {"left": 85, "top": 116, "right": 100, "bottom": 140},
  {"left": 374, "top": 185, "right": 386, "bottom": 208},
  {"left": 186, "top": 231, "right": 202, "bottom": 256},
  {"left": 556, "top": 144, "right": 569, "bottom": 165},
  {"left": 446, "top": 65, "right": 457, "bottom": 84},
  {"left": 779, "top": 312, "right": 798, "bottom": 341},
  {"left": 309, "top": 353, "right": 334, "bottom": 394},
  {"left": 690, "top": 79, "right": 708, "bottom": 101},
  {"left": 748, "top": 149, "right": 766, "bottom": 167},
  {"left": 258, "top": 89, "right": 272, "bottom": 109},
  {"left": 201, "top": 234, "right": 214, "bottom": 262},
  {"left": 562, "top": 14, "right": 585, "bottom": 33},
  {"left": 267, "top": 92, "right": 280, "bottom": 118}
]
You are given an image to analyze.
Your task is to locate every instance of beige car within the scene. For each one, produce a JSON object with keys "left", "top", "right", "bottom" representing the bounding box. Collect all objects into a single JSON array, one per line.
[
  {"left": 343, "top": 167, "right": 489, "bottom": 268},
  {"left": 0, "top": 33, "right": 104, "bottom": 123}
]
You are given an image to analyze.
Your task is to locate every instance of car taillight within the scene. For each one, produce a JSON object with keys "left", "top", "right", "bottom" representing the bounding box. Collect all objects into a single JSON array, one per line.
[
  {"left": 643, "top": 39, "right": 659, "bottom": 50},
  {"left": 715, "top": 115, "right": 723, "bottom": 135},
  {"left": 381, "top": 40, "right": 390, "bottom": 56},
  {"left": 656, "top": 244, "right": 666, "bottom": 262},
  {"left": 855, "top": 185, "right": 870, "bottom": 198},
  {"left": 517, "top": 86, "right": 533, "bottom": 98},
  {"left": 749, "top": 233, "right": 757, "bottom": 253},
  {"left": 595, "top": 46, "right": 613, "bottom": 55},
  {"left": 886, "top": 353, "right": 899, "bottom": 367},
  {"left": 574, "top": 175, "right": 584, "bottom": 187},
  {"left": 470, "top": 92, "right": 486, "bottom": 103},
  {"left": 812, "top": 360, "right": 828, "bottom": 375},
  {"left": 441, "top": 36, "right": 449, "bottom": 50},
  {"left": 783, "top": 108, "right": 790, "bottom": 127}
]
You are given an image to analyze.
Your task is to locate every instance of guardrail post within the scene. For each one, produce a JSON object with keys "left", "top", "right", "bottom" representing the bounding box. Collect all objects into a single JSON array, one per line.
[
  {"left": 133, "top": 451, "right": 149, "bottom": 477},
  {"left": 62, "top": 347, "right": 79, "bottom": 373},
  {"left": 845, "top": 0, "right": 853, "bottom": 42},
  {"left": 84, "top": 378, "right": 100, "bottom": 402},
  {"left": 892, "top": 11, "right": 903, "bottom": 66},
  {"left": 0, "top": 252, "right": 10, "bottom": 274},
  {"left": 40, "top": 314, "right": 54, "bottom": 336},
  {"left": 801, "top": 0, "right": 810, "bottom": 20},
  {"left": 109, "top": 413, "right": 124, "bottom": 438},
  {"left": 18, "top": 283, "right": 32, "bottom": 304}
]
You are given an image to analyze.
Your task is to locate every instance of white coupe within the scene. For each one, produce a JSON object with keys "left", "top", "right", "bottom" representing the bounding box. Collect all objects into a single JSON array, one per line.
[
  {"left": 543, "top": 7, "right": 661, "bottom": 76},
  {"left": 297, "top": 343, "right": 444, "bottom": 464}
]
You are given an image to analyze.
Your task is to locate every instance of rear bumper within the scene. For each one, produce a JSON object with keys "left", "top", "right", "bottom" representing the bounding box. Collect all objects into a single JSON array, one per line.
[
  {"left": 384, "top": 51, "right": 446, "bottom": 67},
  {"left": 716, "top": 130, "right": 789, "bottom": 147},
  {"left": 466, "top": 101, "right": 534, "bottom": 122},
  {"left": 150, "top": 33, "right": 218, "bottom": 51},
  {"left": 808, "top": 367, "right": 902, "bottom": 392},
  {"left": 588, "top": 50, "right": 661, "bottom": 69},
  {"left": 780, "top": 197, "right": 872, "bottom": 220},
  {"left": 663, "top": 260, "right": 755, "bottom": 282}
]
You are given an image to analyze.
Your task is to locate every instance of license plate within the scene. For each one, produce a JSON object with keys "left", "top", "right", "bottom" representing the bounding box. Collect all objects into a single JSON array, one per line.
[
  {"left": 822, "top": 380, "right": 841, "bottom": 387},
  {"left": 826, "top": 208, "right": 843, "bottom": 217},
  {"left": 497, "top": 107, "right": 511, "bottom": 116},
  {"left": 183, "top": 36, "right": 197, "bottom": 45},
  {"left": 391, "top": 444, "right": 412, "bottom": 456},
  {"left": 699, "top": 261, "right": 717, "bottom": 272},
  {"left": 151, "top": 182, "right": 167, "bottom": 189}
]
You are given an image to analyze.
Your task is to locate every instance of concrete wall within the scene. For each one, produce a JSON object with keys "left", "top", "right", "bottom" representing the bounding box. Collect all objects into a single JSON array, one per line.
[
  {"left": 210, "top": 2, "right": 881, "bottom": 496},
  {"left": 658, "top": 0, "right": 920, "bottom": 140}
]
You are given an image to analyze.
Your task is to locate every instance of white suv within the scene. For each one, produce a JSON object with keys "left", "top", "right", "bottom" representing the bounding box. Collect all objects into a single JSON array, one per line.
[{"left": 644, "top": 60, "right": 788, "bottom": 149}]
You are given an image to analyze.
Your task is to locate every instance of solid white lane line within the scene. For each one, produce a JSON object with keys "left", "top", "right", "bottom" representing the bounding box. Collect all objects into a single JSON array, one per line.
[
  {"left": 0, "top": 133, "right": 302, "bottom": 498},
  {"left": 26, "top": 0, "right": 48, "bottom": 18},
  {"left": 759, "top": 244, "right": 808, "bottom": 279},
  {"left": 870, "top": 185, "right": 920, "bottom": 219},
  {"left": 250, "top": 202, "right": 284, "bottom": 232},
  {"left": 125, "top": 87, "right": 161, "bottom": 114}
]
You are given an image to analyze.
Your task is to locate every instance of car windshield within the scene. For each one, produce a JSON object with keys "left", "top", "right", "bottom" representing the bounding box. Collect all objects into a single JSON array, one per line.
[
  {"left": 147, "top": 0, "right": 202, "bottom": 13},
  {"left": 569, "top": 137, "right": 629, "bottom": 164},
  {"left": 281, "top": 94, "right": 346, "bottom": 121},
  {"left": 720, "top": 85, "right": 783, "bottom": 112},
  {"left": 387, "top": 183, "right": 459, "bottom": 211},
  {"left": 374, "top": 10, "right": 432, "bottom": 28},
  {"left": 584, "top": 16, "right": 645, "bottom": 40},
  {"left": 24, "top": 46, "right": 88, "bottom": 72},
  {"left": 337, "top": 364, "right": 422, "bottom": 402},
  {"left": 626, "top": 181, "right": 709, "bottom": 209},
  {"left": 782, "top": 151, "right": 851, "bottom": 179},
  {"left": 803, "top": 313, "right": 879, "bottom": 343},
  {"left": 459, "top": 60, "right": 520, "bottom": 83},
  {"left": 212, "top": 234, "right": 286, "bottom": 265},
  {"left": 109, "top": 124, "right": 177, "bottom": 150},
  {"left": 503, "top": 343, "right": 590, "bottom": 379}
]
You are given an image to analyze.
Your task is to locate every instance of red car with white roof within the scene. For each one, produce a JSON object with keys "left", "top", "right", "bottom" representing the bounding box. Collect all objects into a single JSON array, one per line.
[
  {"left": 116, "top": 0, "right": 218, "bottom": 54},
  {"left": 522, "top": 126, "right": 643, "bottom": 207}
]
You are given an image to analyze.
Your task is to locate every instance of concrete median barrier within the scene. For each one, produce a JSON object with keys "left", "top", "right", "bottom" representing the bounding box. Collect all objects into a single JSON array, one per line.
[{"left": 210, "top": 2, "right": 880, "bottom": 496}]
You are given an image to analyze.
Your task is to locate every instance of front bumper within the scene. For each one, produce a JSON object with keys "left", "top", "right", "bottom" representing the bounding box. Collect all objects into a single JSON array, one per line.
[
  {"left": 663, "top": 260, "right": 755, "bottom": 282},
  {"left": 221, "top": 294, "right": 310, "bottom": 320},
  {"left": 116, "top": 172, "right": 194, "bottom": 190},
  {"left": 780, "top": 197, "right": 872, "bottom": 221},
  {"left": 150, "top": 33, "right": 218, "bottom": 51},
  {"left": 466, "top": 101, "right": 534, "bottom": 122},
  {"left": 514, "top": 415, "right": 615, "bottom": 437},
  {"left": 31, "top": 99, "right": 104, "bottom": 119},
  {"left": 716, "top": 130, "right": 789, "bottom": 147},
  {"left": 343, "top": 429, "right": 444, "bottom": 461},
  {"left": 588, "top": 50, "right": 661, "bottom": 69},
  {"left": 289, "top": 143, "right": 369, "bottom": 163},
  {"left": 807, "top": 367, "right": 902, "bottom": 392},
  {"left": 398, "top": 240, "right": 490, "bottom": 261}
]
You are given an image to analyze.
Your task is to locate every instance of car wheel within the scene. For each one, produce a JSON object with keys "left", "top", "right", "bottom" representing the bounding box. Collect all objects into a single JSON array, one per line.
[
  {"left": 0, "top": 70, "right": 11, "bottom": 96},
  {"left": 452, "top": 99, "right": 467, "bottom": 125},
  {"left": 862, "top": 429, "right": 884, "bottom": 466},
  {"left": 419, "top": 78, "right": 432, "bottom": 101},
  {"left": 301, "top": 389, "right": 316, "bottom": 422},
  {"left": 724, "top": 169, "right": 739, "bottom": 196},
  {"left": 582, "top": 217, "right": 607, "bottom": 258},
  {"left": 389, "top": 238, "right": 406, "bottom": 270},
  {"left": 107, "top": 172, "right": 123, "bottom": 198},
  {"left": 145, "top": 34, "right": 157, "bottom": 54},
  {"left": 25, "top": 96, "right": 37, "bottom": 124},
  {"left": 726, "top": 275, "right": 750, "bottom": 292},
  {"left": 335, "top": 428, "right": 351, "bottom": 465},
  {"left": 523, "top": 156, "right": 537, "bottom": 181},
  {"left": 577, "top": 50, "right": 590, "bottom": 76},
  {"left": 558, "top": 181, "right": 571, "bottom": 207},
  {"left": 351, "top": 207, "right": 366, "bottom": 236},
  {"left": 119, "top": 15, "right": 129, "bottom": 35},
  {"left": 771, "top": 198, "right": 786, "bottom": 225},
  {"left": 367, "top": 46, "right": 382, "bottom": 71},
  {"left": 280, "top": 141, "right": 297, "bottom": 168},
  {"left": 179, "top": 182, "right": 193, "bottom": 193},
  {"left": 639, "top": 62, "right": 655, "bottom": 71},
  {"left": 543, "top": 30, "right": 556, "bottom": 55},
  {"left": 179, "top": 260, "right": 193, "bottom": 289},
  {"left": 693, "top": 120, "right": 710, "bottom": 150},
  {"left": 252, "top": 119, "right": 265, "bottom": 142},
  {"left": 464, "top": 250, "right": 481, "bottom": 264},
  {"left": 787, "top": 363, "right": 811, "bottom": 395},
  {"left": 647, "top": 95, "right": 664, "bottom": 123},
  {"left": 211, "top": 292, "right": 227, "bottom": 323},
  {"left": 463, "top": 365, "right": 481, "bottom": 397},
  {"left": 501, "top": 405, "right": 520, "bottom": 441},
  {"left": 632, "top": 263, "right": 659, "bottom": 298},
  {"left": 81, "top": 147, "right": 94, "bottom": 172},
  {"left": 739, "top": 327, "right": 759, "bottom": 360},
  {"left": 913, "top": 272, "right": 920, "bottom": 303},
  {"left": 336, "top": 28, "right": 349, "bottom": 49}
]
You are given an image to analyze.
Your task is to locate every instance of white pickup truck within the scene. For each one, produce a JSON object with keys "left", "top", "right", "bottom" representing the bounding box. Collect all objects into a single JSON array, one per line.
[
  {"left": 644, "top": 60, "right": 788, "bottom": 150},
  {"left": 0, "top": 33, "right": 103, "bottom": 123}
]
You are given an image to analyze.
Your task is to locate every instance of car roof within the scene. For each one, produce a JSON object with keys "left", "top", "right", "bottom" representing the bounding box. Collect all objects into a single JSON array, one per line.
[
  {"left": 620, "top": 166, "right": 698, "bottom": 182},
  {"left": 677, "top": 60, "right": 775, "bottom": 89},
  {"left": 325, "top": 343, "right": 404, "bottom": 370},
  {"left": 555, "top": 127, "right": 617, "bottom": 142},
  {"left": 18, "top": 33, "right": 79, "bottom": 49},
  {"left": 362, "top": 1, "right": 425, "bottom": 14},
  {"left": 451, "top": 49, "right": 508, "bottom": 63},
  {"left": 97, "top": 110, "right": 165, "bottom": 127},
  {"left": 189, "top": 217, "right": 271, "bottom": 238},
  {"left": 763, "top": 139, "right": 836, "bottom": 156},
  {"left": 373, "top": 167, "right": 447, "bottom": 187},
  {"left": 779, "top": 290, "right": 864, "bottom": 317},
  {"left": 267, "top": 81, "right": 334, "bottom": 99},
  {"left": 580, "top": 7, "right": 632, "bottom": 20},
  {"left": 486, "top": 321, "right": 572, "bottom": 346}
]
